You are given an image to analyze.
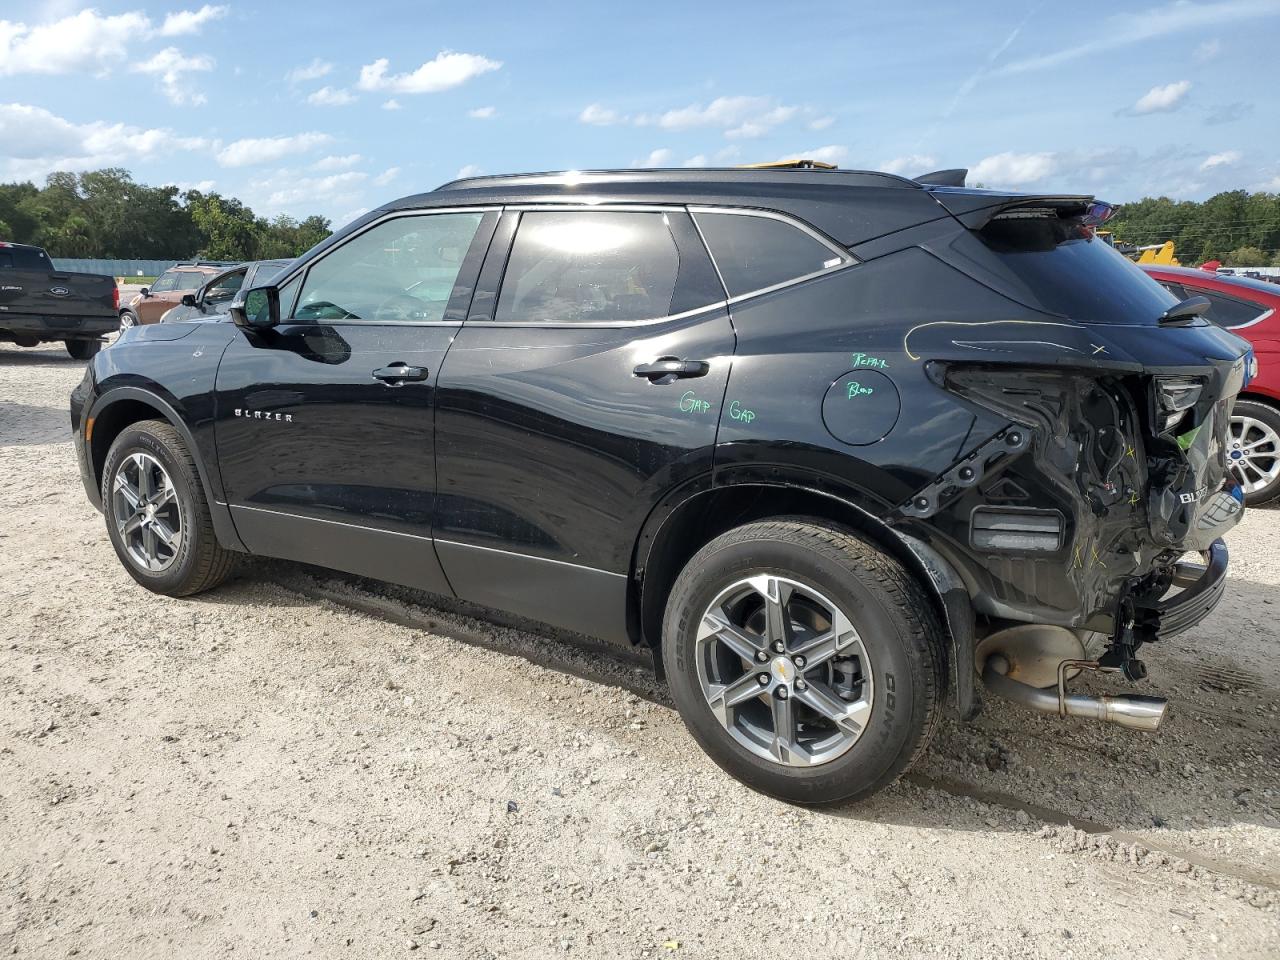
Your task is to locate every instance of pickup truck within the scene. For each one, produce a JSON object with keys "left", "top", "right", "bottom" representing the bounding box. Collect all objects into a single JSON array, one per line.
[{"left": 0, "top": 241, "right": 119, "bottom": 359}]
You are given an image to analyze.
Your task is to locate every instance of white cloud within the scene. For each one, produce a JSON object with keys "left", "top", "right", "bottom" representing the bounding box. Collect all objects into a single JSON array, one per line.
[
  {"left": 357, "top": 51, "right": 501, "bottom": 94},
  {"left": 373, "top": 166, "right": 400, "bottom": 187},
  {"left": 683, "top": 154, "right": 709, "bottom": 168},
  {"left": 639, "top": 148, "right": 673, "bottom": 167},
  {"left": 468, "top": 106, "right": 496, "bottom": 119},
  {"left": 170, "top": 179, "right": 216, "bottom": 193},
  {"left": 217, "top": 132, "right": 333, "bottom": 168},
  {"left": 1200, "top": 150, "right": 1242, "bottom": 170},
  {"left": 312, "top": 154, "right": 363, "bottom": 171},
  {"left": 881, "top": 154, "right": 938, "bottom": 176},
  {"left": 777, "top": 145, "right": 849, "bottom": 165},
  {"left": 456, "top": 164, "right": 483, "bottom": 179},
  {"left": 0, "top": 102, "right": 209, "bottom": 180},
  {"left": 159, "top": 5, "right": 228, "bottom": 37},
  {"left": 1194, "top": 38, "right": 1222, "bottom": 62},
  {"left": 0, "top": 7, "right": 225, "bottom": 81},
  {"left": 579, "top": 103, "right": 623, "bottom": 125},
  {"left": 287, "top": 59, "right": 333, "bottom": 83},
  {"left": 1001, "top": 0, "right": 1277, "bottom": 74},
  {"left": 130, "top": 46, "right": 214, "bottom": 105},
  {"left": 382, "top": 99, "right": 402, "bottom": 111},
  {"left": 336, "top": 207, "right": 370, "bottom": 228},
  {"left": 0, "top": 9, "right": 148, "bottom": 76},
  {"left": 808, "top": 115, "right": 835, "bottom": 131},
  {"left": 264, "top": 171, "right": 367, "bottom": 208},
  {"left": 970, "top": 151, "right": 1056, "bottom": 187},
  {"left": 647, "top": 96, "right": 799, "bottom": 138},
  {"left": 1133, "top": 80, "right": 1192, "bottom": 114},
  {"left": 307, "top": 86, "right": 356, "bottom": 106}
]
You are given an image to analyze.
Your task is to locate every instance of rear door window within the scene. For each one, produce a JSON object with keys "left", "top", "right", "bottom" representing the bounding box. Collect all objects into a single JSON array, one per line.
[
  {"left": 692, "top": 210, "right": 847, "bottom": 297},
  {"left": 0, "top": 247, "right": 51, "bottom": 270},
  {"left": 495, "top": 210, "right": 681, "bottom": 323}
]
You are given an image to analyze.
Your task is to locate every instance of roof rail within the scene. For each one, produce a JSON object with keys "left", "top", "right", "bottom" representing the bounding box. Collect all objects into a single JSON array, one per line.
[{"left": 738, "top": 159, "right": 838, "bottom": 170}]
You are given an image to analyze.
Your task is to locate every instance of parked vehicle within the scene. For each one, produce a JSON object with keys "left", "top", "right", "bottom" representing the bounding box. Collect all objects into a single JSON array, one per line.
[
  {"left": 0, "top": 241, "right": 118, "bottom": 359},
  {"left": 1142, "top": 263, "right": 1280, "bottom": 505},
  {"left": 71, "top": 167, "right": 1250, "bottom": 804},
  {"left": 119, "top": 262, "right": 235, "bottom": 327},
  {"left": 159, "top": 260, "right": 292, "bottom": 324}
]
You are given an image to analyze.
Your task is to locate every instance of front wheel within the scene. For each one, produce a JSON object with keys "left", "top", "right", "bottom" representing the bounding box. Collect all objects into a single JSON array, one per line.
[
  {"left": 1228, "top": 399, "right": 1280, "bottom": 506},
  {"left": 662, "top": 519, "right": 943, "bottom": 805},
  {"left": 65, "top": 339, "right": 101, "bottom": 360},
  {"left": 102, "top": 420, "right": 235, "bottom": 596},
  {"left": 119, "top": 311, "right": 138, "bottom": 329}
]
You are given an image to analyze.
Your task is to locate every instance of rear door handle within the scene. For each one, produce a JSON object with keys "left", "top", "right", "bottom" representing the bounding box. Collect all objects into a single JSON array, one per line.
[
  {"left": 372, "top": 363, "right": 429, "bottom": 384},
  {"left": 633, "top": 358, "right": 710, "bottom": 383}
]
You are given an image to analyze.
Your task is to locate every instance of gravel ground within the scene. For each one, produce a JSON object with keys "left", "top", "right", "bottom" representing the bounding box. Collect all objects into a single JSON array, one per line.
[{"left": 1, "top": 343, "right": 1277, "bottom": 959}]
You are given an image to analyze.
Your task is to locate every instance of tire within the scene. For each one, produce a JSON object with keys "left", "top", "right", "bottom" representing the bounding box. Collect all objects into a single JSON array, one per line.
[
  {"left": 1229, "top": 399, "right": 1280, "bottom": 507},
  {"left": 101, "top": 419, "right": 235, "bottom": 596},
  {"left": 662, "top": 518, "right": 943, "bottom": 805},
  {"left": 119, "top": 311, "right": 138, "bottom": 329},
  {"left": 65, "top": 339, "right": 102, "bottom": 360}
]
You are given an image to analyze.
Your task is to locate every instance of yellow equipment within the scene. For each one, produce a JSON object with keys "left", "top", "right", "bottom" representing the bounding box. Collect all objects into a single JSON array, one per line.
[{"left": 1135, "top": 241, "right": 1180, "bottom": 266}]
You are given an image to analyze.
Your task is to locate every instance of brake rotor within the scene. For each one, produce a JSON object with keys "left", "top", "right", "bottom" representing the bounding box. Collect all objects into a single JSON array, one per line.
[{"left": 975, "top": 624, "right": 1087, "bottom": 690}]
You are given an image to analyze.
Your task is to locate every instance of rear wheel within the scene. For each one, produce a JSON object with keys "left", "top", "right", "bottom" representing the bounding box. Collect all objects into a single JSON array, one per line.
[
  {"left": 1228, "top": 399, "right": 1280, "bottom": 506},
  {"left": 102, "top": 420, "right": 234, "bottom": 596},
  {"left": 65, "top": 340, "right": 101, "bottom": 360},
  {"left": 119, "top": 311, "right": 138, "bottom": 329},
  {"left": 662, "top": 519, "right": 943, "bottom": 805}
]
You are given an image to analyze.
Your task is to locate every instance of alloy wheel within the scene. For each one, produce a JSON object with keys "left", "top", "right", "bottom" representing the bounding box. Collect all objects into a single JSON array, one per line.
[
  {"left": 695, "top": 574, "right": 873, "bottom": 767},
  {"left": 120, "top": 313, "right": 135, "bottom": 328},
  {"left": 111, "top": 452, "right": 183, "bottom": 572},
  {"left": 1228, "top": 414, "right": 1280, "bottom": 496}
]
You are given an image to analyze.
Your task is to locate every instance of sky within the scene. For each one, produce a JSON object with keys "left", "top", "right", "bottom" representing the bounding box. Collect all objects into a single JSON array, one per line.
[{"left": 1, "top": 0, "right": 1278, "bottom": 229}]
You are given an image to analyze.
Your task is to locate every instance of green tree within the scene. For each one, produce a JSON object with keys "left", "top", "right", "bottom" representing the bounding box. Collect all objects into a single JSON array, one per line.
[
  {"left": 187, "top": 192, "right": 263, "bottom": 260},
  {"left": 1271, "top": 251, "right": 1280, "bottom": 267},
  {"left": 1224, "top": 245, "right": 1270, "bottom": 266}
]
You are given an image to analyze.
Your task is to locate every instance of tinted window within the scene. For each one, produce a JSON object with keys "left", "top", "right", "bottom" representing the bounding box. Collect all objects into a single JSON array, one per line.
[
  {"left": 149, "top": 270, "right": 180, "bottom": 292},
  {"left": 295, "top": 213, "right": 483, "bottom": 322},
  {"left": 1198, "top": 290, "right": 1266, "bottom": 328},
  {"left": 693, "top": 211, "right": 844, "bottom": 297},
  {"left": 981, "top": 218, "right": 1177, "bottom": 325},
  {"left": 496, "top": 211, "right": 680, "bottom": 323},
  {"left": 1157, "top": 281, "right": 1188, "bottom": 301},
  {"left": 0, "top": 247, "right": 51, "bottom": 270},
  {"left": 175, "top": 272, "right": 206, "bottom": 291},
  {"left": 204, "top": 270, "right": 245, "bottom": 303}
]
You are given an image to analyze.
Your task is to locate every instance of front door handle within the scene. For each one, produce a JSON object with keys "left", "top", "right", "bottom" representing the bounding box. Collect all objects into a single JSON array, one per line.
[
  {"left": 633, "top": 358, "right": 710, "bottom": 383},
  {"left": 372, "top": 363, "right": 429, "bottom": 384}
]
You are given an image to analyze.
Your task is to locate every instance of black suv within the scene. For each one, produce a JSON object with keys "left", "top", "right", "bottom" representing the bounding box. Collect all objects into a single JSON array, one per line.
[{"left": 71, "top": 167, "right": 1250, "bottom": 804}]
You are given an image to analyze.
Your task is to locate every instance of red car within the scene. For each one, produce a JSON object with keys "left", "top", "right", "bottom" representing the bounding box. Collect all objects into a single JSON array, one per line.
[{"left": 1142, "top": 265, "right": 1280, "bottom": 504}]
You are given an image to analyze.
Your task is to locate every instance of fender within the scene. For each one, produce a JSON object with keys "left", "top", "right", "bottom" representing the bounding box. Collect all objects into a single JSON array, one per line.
[
  {"left": 86, "top": 385, "right": 246, "bottom": 553},
  {"left": 633, "top": 465, "right": 978, "bottom": 717}
]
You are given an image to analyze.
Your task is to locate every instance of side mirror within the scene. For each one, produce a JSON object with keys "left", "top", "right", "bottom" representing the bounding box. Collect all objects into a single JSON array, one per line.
[
  {"left": 181, "top": 293, "right": 197, "bottom": 307},
  {"left": 140, "top": 287, "right": 150, "bottom": 297},
  {"left": 230, "top": 285, "right": 281, "bottom": 330}
]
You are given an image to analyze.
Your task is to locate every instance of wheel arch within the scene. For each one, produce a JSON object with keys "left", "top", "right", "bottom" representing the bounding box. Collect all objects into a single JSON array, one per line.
[
  {"left": 87, "top": 387, "right": 245, "bottom": 552},
  {"left": 630, "top": 478, "right": 979, "bottom": 718}
]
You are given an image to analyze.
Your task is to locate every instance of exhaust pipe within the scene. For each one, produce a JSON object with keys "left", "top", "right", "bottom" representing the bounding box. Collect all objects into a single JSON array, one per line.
[{"left": 982, "top": 658, "right": 1167, "bottom": 732}]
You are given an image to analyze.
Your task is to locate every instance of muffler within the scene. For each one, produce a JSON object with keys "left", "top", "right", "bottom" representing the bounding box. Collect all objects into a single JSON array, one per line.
[{"left": 982, "top": 657, "right": 1167, "bottom": 732}]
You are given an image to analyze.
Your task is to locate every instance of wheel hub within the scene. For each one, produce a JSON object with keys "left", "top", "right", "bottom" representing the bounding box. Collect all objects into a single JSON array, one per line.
[
  {"left": 111, "top": 452, "right": 183, "bottom": 573},
  {"left": 695, "top": 574, "right": 873, "bottom": 768},
  {"left": 1228, "top": 413, "right": 1280, "bottom": 496}
]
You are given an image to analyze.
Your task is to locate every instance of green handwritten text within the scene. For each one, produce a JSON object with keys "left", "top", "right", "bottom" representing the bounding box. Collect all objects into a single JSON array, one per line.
[
  {"left": 728, "top": 399, "right": 756, "bottom": 424},
  {"left": 846, "top": 381, "right": 874, "bottom": 399},
  {"left": 851, "top": 352, "right": 888, "bottom": 369},
  {"left": 679, "top": 390, "right": 712, "bottom": 414}
]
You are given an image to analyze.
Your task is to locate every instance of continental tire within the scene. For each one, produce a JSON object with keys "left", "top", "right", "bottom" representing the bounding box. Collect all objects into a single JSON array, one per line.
[{"left": 662, "top": 518, "right": 943, "bottom": 805}]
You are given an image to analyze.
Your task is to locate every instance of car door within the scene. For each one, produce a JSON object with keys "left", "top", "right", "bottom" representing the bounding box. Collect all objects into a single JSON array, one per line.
[
  {"left": 213, "top": 208, "right": 498, "bottom": 594},
  {"left": 432, "top": 206, "right": 734, "bottom": 644}
]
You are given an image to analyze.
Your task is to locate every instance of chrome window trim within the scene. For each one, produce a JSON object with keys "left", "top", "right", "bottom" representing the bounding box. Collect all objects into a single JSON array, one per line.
[
  {"left": 1229, "top": 306, "right": 1274, "bottom": 331},
  {"left": 688, "top": 205, "right": 858, "bottom": 307}
]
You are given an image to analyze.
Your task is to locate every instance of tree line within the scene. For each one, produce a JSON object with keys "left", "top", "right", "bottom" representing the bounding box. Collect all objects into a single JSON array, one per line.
[
  {"left": 0, "top": 168, "right": 331, "bottom": 262},
  {"left": 1103, "top": 190, "right": 1280, "bottom": 267},
  {"left": 2, "top": 168, "right": 1278, "bottom": 269}
]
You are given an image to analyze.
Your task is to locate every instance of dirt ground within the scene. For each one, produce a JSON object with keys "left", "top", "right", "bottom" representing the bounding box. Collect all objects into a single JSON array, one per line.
[{"left": 1, "top": 343, "right": 1277, "bottom": 959}]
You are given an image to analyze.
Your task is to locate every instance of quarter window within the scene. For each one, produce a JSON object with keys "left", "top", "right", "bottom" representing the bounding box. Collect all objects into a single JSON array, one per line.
[
  {"left": 294, "top": 213, "right": 484, "bottom": 322},
  {"left": 495, "top": 211, "right": 680, "bottom": 323},
  {"left": 693, "top": 211, "right": 846, "bottom": 297},
  {"left": 1196, "top": 289, "right": 1266, "bottom": 328}
]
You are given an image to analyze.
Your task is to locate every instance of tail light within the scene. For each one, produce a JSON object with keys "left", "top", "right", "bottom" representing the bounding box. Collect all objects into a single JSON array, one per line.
[{"left": 113, "top": 284, "right": 120, "bottom": 312}]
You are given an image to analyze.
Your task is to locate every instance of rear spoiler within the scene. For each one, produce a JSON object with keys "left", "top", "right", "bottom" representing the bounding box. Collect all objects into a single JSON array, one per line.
[{"left": 928, "top": 190, "right": 1115, "bottom": 230}]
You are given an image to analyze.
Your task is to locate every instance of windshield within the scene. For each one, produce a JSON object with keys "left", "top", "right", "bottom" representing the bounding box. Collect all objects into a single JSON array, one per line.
[{"left": 982, "top": 217, "right": 1178, "bottom": 326}]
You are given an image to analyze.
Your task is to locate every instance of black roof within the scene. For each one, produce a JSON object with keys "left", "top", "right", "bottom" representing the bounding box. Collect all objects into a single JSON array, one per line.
[{"left": 379, "top": 167, "right": 953, "bottom": 247}]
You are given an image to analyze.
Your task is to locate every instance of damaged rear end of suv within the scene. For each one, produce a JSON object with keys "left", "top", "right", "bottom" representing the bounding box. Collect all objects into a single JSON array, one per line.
[{"left": 891, "top": 182, "right": 1249, "bottom": 734}]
